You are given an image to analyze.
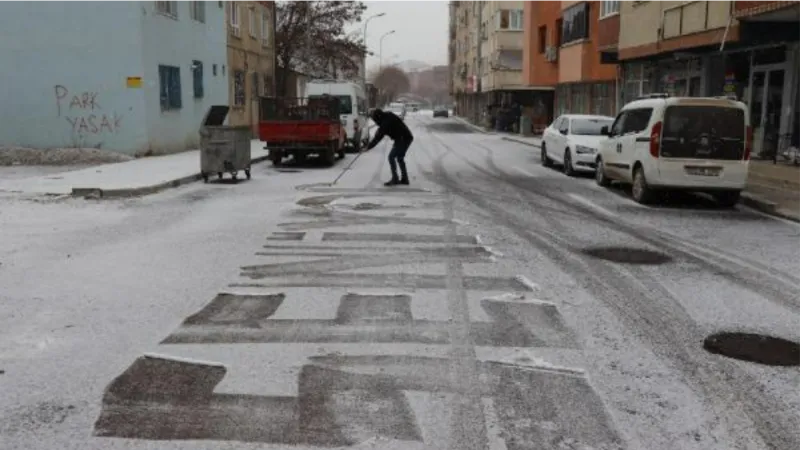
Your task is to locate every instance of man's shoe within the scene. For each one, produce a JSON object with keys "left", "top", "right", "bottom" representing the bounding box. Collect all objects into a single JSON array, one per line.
[
  {"left": 384, "top": 179, "right": 399, "bottom": 186},
  {"left": 398, "top": 178, "right": 410, "bottom": 185}
]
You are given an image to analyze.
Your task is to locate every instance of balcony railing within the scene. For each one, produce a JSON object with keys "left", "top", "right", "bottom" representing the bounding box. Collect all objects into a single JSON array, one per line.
[{"left": 661, "top": 1, "right": 730, "bottom": 40}]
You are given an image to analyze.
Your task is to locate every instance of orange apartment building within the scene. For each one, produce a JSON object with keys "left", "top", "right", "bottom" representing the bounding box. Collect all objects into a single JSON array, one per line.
[{"left": 523, "top": 0, "right": 620, "bottom": 129}]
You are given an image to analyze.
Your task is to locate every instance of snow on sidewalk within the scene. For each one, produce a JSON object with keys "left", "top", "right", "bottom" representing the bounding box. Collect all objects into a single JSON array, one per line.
[{"left": 0, "top": 140, "right": 269, "bottom": 197}]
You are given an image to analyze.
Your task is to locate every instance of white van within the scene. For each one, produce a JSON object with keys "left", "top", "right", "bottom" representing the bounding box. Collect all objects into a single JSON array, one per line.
[
  {"left": 595, "top": 94, "right": 751, "bottom": 207},
  {"left": 306, "top": 80, "right": 369, "bottom": 152}
]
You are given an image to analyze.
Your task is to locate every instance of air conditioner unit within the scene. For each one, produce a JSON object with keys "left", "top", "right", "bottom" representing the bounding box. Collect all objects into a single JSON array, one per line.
[
  {"left": 545, "top": 46, "right": 558, "bottom": 62},
  {"left": 230, "top": 26, "right": 241, "bottom": 38}
]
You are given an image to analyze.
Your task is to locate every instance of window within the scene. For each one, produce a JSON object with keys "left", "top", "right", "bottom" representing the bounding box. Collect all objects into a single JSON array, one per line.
[
  {"left": 249, "top": 7, "right": 257, "bottom": 37},
  {"left": 310, "top": 95, "right": 353, "bottom": 114},
  {"left": 496, "top": 10, "right": 523, "bottom": 30},
  {"left": 233, "top": 70, "right": 245, "bottom": 106},
  {"left": 538, "top": 26, "right": 547, "bottom": 53},
  {"left": 572, "top": 118, "right": 614, "bottom": 135},
  {"left": 252, "top": 72, "right": 259, "bottom": 96},
  {"left": 155, "top": 1, "right": 178, "bottom": 18},
  {"left": 229, "top": 2, "right": 240, "bottom": 28},
  {"left": 559, "top": 118, "right": 570, "bottom": 134},
  {"left": 192, "top": 60, "right": 203, "bottom": 99},
  {"left": 261, "top": 10, "right": 271, "bottom": 46},
  {"left": 600, "top": 1, "right": 620, "bottom": 18},
  {"left": 555, "top": 19, "right": 563, "bottom": 47},
  {"left": 263, "top": 74, "right": 273, "bottom": 96},
  {"left": 158, "top": 65, "right": 181, "bottom": 110},
  {"left": 562, "top": 2, "right": 589, "bottom": 44},
  {"left": 661, "top": 106, "right": 745, "bottom": 160},
  {"left": 621, "top": 108, "right": 653, "bottom": 134},
  {"left": 592, "top": 83, "right": 614, "bottom": 116},
  {"left": 610, "top": 112, "right": 627, "bottom": 136},
  {"left": 189, "top": 1, "right": 205, "bottom": 22}
]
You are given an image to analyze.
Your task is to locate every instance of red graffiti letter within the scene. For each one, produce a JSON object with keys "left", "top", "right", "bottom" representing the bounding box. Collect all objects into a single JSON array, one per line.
[{"left": 55, "top": 85, "right": 68, "bottom": 116}]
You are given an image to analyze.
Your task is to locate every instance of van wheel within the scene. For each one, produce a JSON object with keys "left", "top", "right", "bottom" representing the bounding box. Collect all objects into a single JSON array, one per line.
[
  {"left": 595, "top": 159, "right": 611, "bottom": 187},
  {"left": 714, "top": 191, "right": 741, "bottom": 208},
  {"left": 632, "top": 166, "right": 655, "bottom": 204},
  {"left": 541, "top": 144, "right": 552, "bottom": 167}
]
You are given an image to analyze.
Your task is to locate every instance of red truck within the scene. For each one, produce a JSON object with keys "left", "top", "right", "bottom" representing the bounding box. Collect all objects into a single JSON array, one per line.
[{"left": 258, "top": 96, "right": 346, "bottom": 167}]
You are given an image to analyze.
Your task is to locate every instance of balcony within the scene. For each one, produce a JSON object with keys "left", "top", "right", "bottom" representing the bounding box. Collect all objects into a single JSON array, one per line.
[{"left": 661, "top": 1, "right": 731, "bottom": 40}]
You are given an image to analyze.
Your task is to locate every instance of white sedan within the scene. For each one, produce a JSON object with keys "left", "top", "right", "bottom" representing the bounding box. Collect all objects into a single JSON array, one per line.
[{"left": 541, "top": 114, "right": 614, "bottom": 176}]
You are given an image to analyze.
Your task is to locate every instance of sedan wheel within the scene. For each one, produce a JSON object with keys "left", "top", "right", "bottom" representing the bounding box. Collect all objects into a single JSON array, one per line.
[
  {"left": 563, "top": 150, "right": 575, "bottom": 177},
  {"left": 541, "top": 145, "right": 552, "bottom": 167}
]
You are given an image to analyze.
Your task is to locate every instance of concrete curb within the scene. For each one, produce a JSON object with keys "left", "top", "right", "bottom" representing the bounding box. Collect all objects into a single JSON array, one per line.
[
  {"left": 501, "top": 136, "right": 542, "bottom": 148},
  {"left": 740, "top": 192, "right": 800, "bottom": 223},
  {"left": 71, "top": 154, "right": 272, "bottom": 199},
  {"left": 454, "top": 116, "right": 492, "bottom": 134}
]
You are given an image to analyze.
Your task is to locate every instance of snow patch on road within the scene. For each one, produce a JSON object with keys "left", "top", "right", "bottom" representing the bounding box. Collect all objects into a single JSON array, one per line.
[
  {"left": 142, "top": 352, "right": 227, "bottom": 368},
  {"left": 514, "top": 275, "right": 540, "bottom": 291},
  {"left": 483, "top": 292, "right": 554, "bottom": 306}
]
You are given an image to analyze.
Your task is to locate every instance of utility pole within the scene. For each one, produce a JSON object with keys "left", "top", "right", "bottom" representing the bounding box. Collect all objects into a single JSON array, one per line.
[{"left": 362, "top": 13, "right": 385, "bottom": 102}]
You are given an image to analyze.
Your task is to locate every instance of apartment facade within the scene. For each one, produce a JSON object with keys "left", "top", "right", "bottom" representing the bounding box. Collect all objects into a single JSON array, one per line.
[
  {"left": 0, "top": 1, "right": 227, "bottom": 156},
  {"left": 523, "top": 1, "right": 620, "bottom": 130},
  {"left": 618, "top": 0, "right": 799, "bottom": 158},
  {"left": 449, "top": 1, "right": 550, "bottom": 126},
  {"left": 225, "top": 1, "right": 276, "bottom": 135}
]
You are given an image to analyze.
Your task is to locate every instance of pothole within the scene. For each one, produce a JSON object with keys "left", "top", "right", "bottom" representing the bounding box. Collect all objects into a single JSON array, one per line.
[
  {"left": 297, "top": 194, "right": 340, "bottom": 206},
  {"left": 703, "top": 332, "right": 799, "bottom": 366},
  {"left": 581, "top": 247, "right": 673, "bottom": 265}
]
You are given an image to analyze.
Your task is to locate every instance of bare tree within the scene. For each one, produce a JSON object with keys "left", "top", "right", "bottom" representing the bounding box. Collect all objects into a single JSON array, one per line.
[
  {"left": 371, "top": 65, "right": 410, "bottom": 105},
  {"left": 275, "top": 1, "right": 367, "bottom": 95}
]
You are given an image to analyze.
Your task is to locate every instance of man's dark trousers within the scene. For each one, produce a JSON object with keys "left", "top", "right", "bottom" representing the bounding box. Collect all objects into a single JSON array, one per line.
[{"left": 388, "top": 137, "right": 412, "bottom": 182}]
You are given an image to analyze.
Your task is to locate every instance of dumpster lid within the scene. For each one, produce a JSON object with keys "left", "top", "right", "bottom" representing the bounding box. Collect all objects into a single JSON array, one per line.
[{"left": 203, "top": 105, "right": 230, "bottom": 127}]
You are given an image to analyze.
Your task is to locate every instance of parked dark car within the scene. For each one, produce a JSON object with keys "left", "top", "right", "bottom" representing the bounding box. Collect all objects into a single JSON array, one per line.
[{"left": 433, "top": 107, "right": 449, "bottom": 118}]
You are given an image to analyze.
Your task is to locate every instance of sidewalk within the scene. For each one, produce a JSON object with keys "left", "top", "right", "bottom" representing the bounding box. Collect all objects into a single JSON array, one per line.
[
  {"left": 740, "top": 160, "right": 800, "bottom": 222},
  {"left": 0, "top": 140, "right": 269, "bottom": 199}
]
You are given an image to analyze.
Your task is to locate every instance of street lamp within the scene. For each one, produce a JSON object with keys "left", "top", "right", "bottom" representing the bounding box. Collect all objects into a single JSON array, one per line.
[
  {"left": 362, "top": 13, "right": 385, "bottom": 98},
  {"left": 379, "top": 30, "right": 396, "bottom": 70}
]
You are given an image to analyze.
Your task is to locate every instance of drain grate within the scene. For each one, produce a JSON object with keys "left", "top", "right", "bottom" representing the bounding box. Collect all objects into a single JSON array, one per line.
[
  {"left": 581, "top": 247, "right": 672, "bottom": 265},
  {"left": 276, "top": 169, "right": 302, "bottom": 173},
  {"left": 703, "top": 332, "right": 800, "bottom": 366}
]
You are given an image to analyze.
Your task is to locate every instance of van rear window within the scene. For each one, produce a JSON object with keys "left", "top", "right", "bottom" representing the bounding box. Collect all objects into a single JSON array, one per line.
[{"left": 660, "top": 106, "right": 745, "bottom": 160}]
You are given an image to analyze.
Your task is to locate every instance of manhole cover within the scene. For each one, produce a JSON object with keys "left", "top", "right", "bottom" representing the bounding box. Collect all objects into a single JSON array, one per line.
[
  {"left": 581, "top": 247, "right": 672, "bottom": 265},
  {"left": 276, "top": 169, "right": 302, "bottom": 173},
  {"left": 703, "top": 332, "right": 799, "bottom": 366}
]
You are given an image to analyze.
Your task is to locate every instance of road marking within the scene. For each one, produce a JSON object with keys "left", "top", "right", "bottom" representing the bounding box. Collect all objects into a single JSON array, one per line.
[{"left": 567, "top": 193, "right": 616, "bottom": 217}]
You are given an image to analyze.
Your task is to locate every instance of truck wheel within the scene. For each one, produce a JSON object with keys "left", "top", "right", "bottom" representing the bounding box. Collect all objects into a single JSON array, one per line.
[
  {"left": 270, "top": 150, "right": 283, "bottom": 166},
  {"left": 323, "top": 143, "right": 337, "bottom": 167}
]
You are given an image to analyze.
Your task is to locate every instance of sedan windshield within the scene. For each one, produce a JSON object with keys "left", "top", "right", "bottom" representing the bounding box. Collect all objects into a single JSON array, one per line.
[{"left": 571, "top": 118, "right": 613, "bottom": 135}]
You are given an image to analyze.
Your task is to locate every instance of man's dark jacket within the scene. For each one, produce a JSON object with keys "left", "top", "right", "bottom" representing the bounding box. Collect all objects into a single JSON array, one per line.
[{"left": 366, "top": 110, "right": 413, "bottom": 150}]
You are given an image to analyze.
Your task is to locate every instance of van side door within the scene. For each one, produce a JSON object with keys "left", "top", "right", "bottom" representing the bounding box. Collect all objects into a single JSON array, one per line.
[
  {"left": 602, "top": 111, "right": 628, "bottom": 178},
  {"left": 617, "top": 108, "right": 654, "bottom": 183}
]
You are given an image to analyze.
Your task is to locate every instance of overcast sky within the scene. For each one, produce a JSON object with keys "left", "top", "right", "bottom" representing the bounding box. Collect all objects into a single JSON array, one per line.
[{"left": 346, "top": 1, "right": 449, "bottom": 71}]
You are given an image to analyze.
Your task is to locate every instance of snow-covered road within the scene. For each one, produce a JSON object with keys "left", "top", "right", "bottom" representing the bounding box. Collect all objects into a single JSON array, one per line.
[{"left": 2, "top": 111, "right": 799, "bottom": 450}]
